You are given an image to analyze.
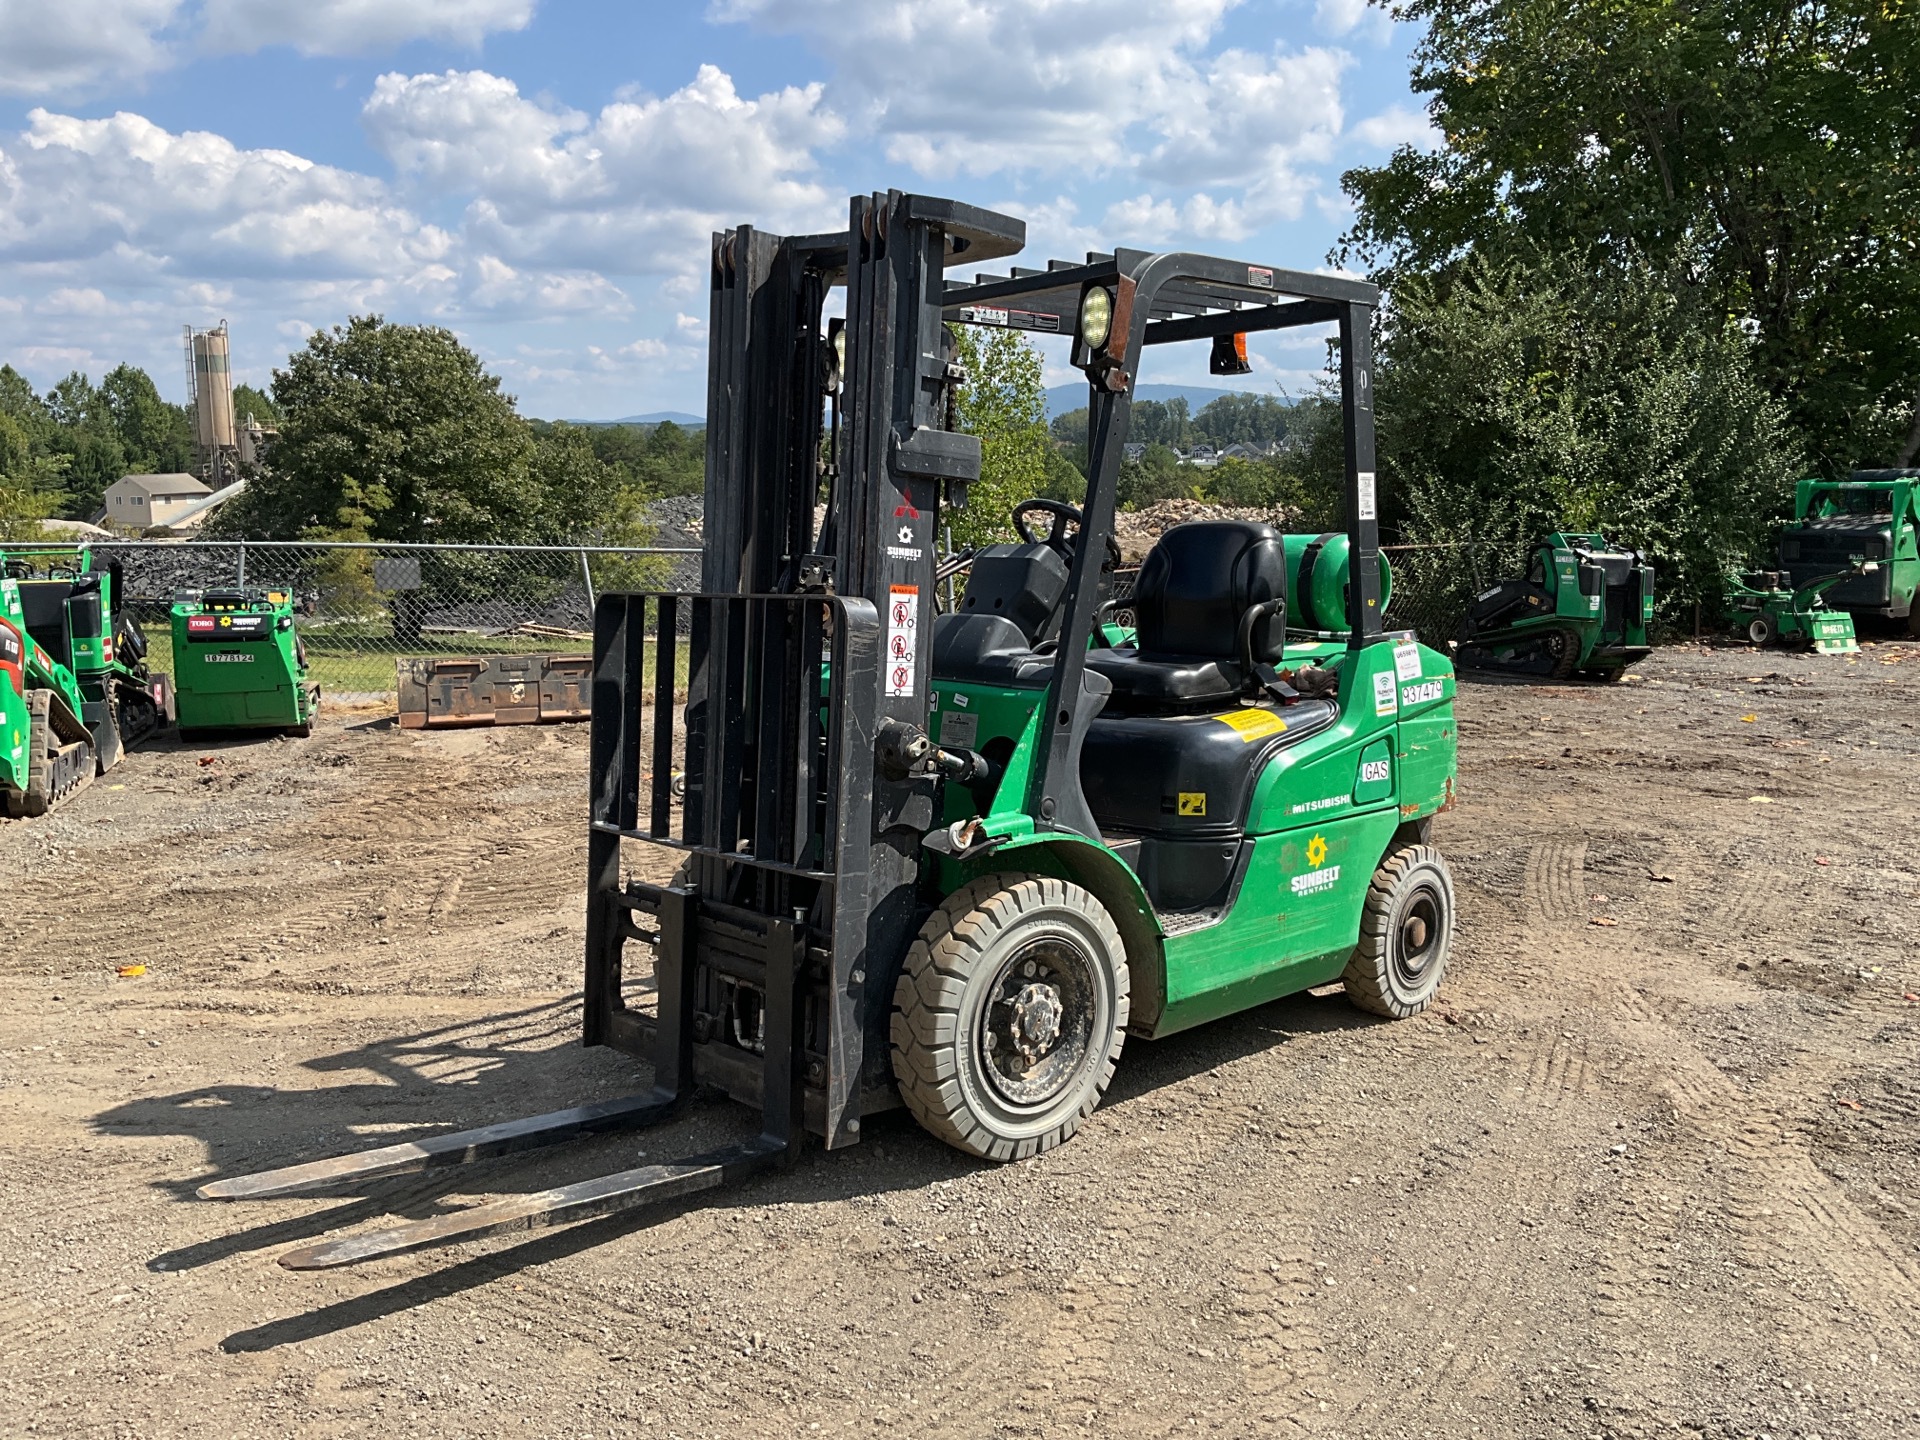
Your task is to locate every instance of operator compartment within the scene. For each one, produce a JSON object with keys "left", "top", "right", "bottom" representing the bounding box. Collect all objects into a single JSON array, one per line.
[{"left": 1079, "top": 521, "right": 1341, "bottom": 913}]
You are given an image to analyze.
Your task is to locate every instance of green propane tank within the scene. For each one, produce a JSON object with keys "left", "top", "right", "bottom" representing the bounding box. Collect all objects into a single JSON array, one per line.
[{"left": 1281, "top": 532, "right": 1394, "bottom": 633}]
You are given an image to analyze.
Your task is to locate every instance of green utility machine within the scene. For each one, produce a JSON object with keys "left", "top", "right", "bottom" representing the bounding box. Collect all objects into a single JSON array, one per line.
[
  {"left": 1456, "top": 531, "right": 1654, "bottom": 680},
  {"left": 1777, "top": 470, "right": 1920, "bottom": 637},
  {"left": 1, "top": 547, "right": 174, "bottom": 818},
  {"left": 169, "top": 587, "right": 318, "bottom": 737},
  {"left": 201, "top": 191, "right": 1461, "bottom": 1270},
  {"left": 1723, "top": 562, "right": 1871, "bottom": 654}
]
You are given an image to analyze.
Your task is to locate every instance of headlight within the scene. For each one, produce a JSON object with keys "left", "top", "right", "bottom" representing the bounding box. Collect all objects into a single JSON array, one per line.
[{"left": 1078, "top": 287, "right": 1113, "bottom": 350}]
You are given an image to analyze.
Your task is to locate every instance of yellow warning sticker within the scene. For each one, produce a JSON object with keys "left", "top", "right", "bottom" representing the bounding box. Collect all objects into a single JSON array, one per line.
[
  {"left": 1214, "top": 708, "right": 1288, "bottom": 743},
  {"left": 1178, "top": 792, "right": 1208, "bottom": 816}
]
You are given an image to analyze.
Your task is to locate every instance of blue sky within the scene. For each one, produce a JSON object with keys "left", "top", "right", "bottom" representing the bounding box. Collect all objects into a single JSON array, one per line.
[{"left": 0, "top": 1, "right": 1433, "bottom": 420}]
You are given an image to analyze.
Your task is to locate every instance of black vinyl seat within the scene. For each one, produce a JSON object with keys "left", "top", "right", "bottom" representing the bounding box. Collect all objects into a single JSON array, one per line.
[
  {"left": 931, "top": 541, "right": 1070, "bottom": 686},
  {"left": 1086, "top": 520, "right": 1287, "bottom": 711}
]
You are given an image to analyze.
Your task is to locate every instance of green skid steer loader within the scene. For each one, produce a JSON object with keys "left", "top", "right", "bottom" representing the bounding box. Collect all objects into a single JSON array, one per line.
[
  {"left": 1, "top": 547, "right": 175, "bottom": 817},
  {"left": 170, "top": 587, "right": 318, "bottom": 737},
  {"left": 1455, "top": 531, "right": 1654, "bottom": 681},
  {"left": 200, "top": 191, "right": 1462, "bottom": 1270}
]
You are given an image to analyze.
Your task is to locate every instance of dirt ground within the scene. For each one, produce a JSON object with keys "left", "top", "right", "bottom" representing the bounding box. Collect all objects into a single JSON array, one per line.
[{"left": 3, "top": 636, "right": 1918, "bottom": 1440}]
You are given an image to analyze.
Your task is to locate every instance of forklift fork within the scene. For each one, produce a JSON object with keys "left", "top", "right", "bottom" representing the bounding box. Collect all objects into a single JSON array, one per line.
[{"left": 198, "top": 878, "right": 808, "bottom": 1270}]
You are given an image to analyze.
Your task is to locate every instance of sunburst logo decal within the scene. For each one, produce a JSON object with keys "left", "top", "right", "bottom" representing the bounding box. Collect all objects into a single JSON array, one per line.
[{"left": 1305, "top": 833, "right": 1329, "bottom": 868}]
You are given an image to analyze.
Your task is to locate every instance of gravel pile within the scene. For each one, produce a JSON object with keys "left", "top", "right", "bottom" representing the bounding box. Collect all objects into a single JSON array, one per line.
[{"left": 1113, "top": 498, "right": 1295, "bottom": 563}]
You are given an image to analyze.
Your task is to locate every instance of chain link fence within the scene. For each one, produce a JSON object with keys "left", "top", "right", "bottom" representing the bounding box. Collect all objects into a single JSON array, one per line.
[
  {"left": 15, "top": 533, "right": 1516, "bottom": 700},
  {"left": 26, "top": 541, "right": 702, "bottom": 698}
]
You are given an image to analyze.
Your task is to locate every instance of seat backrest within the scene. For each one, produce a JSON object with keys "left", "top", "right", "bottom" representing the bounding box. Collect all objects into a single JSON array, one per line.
[
  {"left": 1133, "top": 521, "right": 1286, "bottom": 660},
  {"left": 16, "top": 580, "right": 74, "bottom": 664},
  {"left": 956, "top": 542, "right": 1070, "bottom": 646}
]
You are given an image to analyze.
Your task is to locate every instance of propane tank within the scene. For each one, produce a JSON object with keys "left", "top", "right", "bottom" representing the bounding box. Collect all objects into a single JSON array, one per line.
[{"left": 1281, "top": 532, "right": 1394, "bottom": 633}]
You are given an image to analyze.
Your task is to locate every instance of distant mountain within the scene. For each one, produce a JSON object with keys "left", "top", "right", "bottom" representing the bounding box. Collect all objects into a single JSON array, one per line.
[
  {"left": 561, "top": 411, "right": 706, "bottom": 428},
  {"left": 1043, "top": 384, "right": 1281, "bottom": 419}
]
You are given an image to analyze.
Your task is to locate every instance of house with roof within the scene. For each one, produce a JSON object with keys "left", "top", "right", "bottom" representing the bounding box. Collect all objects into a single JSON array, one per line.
[{"left": 102, "top": 473, "right": 213, "bottom": 532}]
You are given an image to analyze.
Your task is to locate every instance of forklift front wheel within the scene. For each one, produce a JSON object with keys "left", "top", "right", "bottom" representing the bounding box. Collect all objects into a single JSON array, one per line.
[
  {"left": 1342, "top": 845, "right": 1454, "bottom": 1019},
  {"left": 892, "top": 875, "right": 1130, "bottom": 1162},
  {"left": 1747, "top": 615, "right": 1776, "bottom": 647}
]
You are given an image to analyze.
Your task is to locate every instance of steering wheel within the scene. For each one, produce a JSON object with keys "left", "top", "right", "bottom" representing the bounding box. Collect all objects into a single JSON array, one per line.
[
  {"left": 1012, "top": 498, "right": 1084, "bottom": 551},
  {"left": 1011, "top": 498, "right": 1123, "bottom": 570}
]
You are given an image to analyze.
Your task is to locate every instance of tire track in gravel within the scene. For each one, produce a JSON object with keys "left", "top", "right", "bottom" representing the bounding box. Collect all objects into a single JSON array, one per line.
[
  {"left": 1603, "top": 979, "right": 1920, "bottom": 1366},
  {"left": 1522, "top": 838, "right": 1587, "bottom": 923}
]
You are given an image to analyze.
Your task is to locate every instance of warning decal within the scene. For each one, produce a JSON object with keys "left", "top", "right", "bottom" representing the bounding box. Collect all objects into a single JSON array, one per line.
[
  {"left": 1214, "top": 707, "right": 1288, "bottom": 743},
  {"left": 886, "top": 585, "right": 919, "bottom": 698}
]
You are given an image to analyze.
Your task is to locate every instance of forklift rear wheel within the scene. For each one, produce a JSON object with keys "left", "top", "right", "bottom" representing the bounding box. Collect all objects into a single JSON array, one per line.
[
  {"left": 892, "top": 874, "right": 1130, "bottom": 1161},
  {"left": 1342, "top": 845, "right": 1454, "bottom": 1019},
  {"left": 1747, "top": 615, "right": 1776, "bottom": 647}
]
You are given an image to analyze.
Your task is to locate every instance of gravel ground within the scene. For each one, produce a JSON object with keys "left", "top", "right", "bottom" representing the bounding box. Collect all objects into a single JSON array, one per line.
[{"left": 2, "top": 638, "right": 1917, "bottom": 1439}]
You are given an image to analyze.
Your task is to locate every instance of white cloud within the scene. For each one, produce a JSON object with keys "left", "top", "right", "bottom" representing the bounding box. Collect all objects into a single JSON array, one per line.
[
  {"left": 712, "top": 1, "right": 1350, "bottom": 244},
  {"left": 200, "top": 0, "right": 536, "bottom": 54},
  {"left": 0, "top": 0, "right": 184, "bottom": 98},
  {"left": 1351, "top": 104, "right": 1438, "bottom": 152},
  {"left": 461, "top": 254, "right": 631, "bottom": 318},
  {"left": 715, "top": 0, "right": 1238, "bottom": 177},
  {"left": 0, "top": 109, "right": 452, "bottom": 285},
  {"left": 363, "top": 65, "right": 845, "bottom": 273},
  {"left": 1313, "top": 0, "right": 1370, "bottom": 36}
]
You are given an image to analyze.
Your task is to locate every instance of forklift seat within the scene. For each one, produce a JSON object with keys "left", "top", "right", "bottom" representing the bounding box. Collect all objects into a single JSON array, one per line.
[
  {"left": 930, "top": 540, "right": 1070, "bottom": 685},
  {"left": 1085, "top": 521, "right": 1287, "bottom": 711}
]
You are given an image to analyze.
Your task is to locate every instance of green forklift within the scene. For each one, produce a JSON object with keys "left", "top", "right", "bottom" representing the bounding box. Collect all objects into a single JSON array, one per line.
[
  {"left": 170, "top": 587, "right": 319, "bottom": 737},
  {"left": 1456, "top": 530, "right": 1654, "bottom": 680},
  {"left": 1, "top": 547, "right": 175, "bottom": 816},
  {"left": 198, "top": 191, "right": 1461, "bottom": 1269}
]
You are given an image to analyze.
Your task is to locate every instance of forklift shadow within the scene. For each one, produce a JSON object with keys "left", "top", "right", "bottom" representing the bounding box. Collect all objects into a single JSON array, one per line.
[
  {"left": 93, "top": 998, "right": 645, "bottom": 1264},
  {"left": 91, "top": 995, "right": 950, "bottom": 1305},
  {"left": 1103, "top": 985, "right": 1379, "bottom": 1109},
  {"left": 211, "top": 992, "right": 1384, "bottom": 1353}
]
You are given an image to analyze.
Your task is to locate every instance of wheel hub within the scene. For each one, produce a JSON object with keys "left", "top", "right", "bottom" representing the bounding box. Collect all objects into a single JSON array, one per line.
[
  {"left": 979, "top": 940, "right": 1097, "bottom": 1109},
  {"left": 1007, "top": 982, "right": 1064, "bottom": 1062}
]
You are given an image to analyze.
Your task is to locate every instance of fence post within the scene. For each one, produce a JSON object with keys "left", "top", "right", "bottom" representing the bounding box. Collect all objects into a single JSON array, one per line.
[
  {"left": 579, "top": 547, "right": 596, "bottom": 616},
  {"left": 236, "top": 540, "right": 247, "bottom": 588}
]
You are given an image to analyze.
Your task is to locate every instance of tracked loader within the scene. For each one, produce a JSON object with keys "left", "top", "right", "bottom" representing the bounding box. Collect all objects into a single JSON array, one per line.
[
  {"left": 1455, "top": 531, "right": 1653, "bottom": 681},
  {"left": 1, "top": 547, "right": 174, "bottom": 816},
  {"left": 200, "top": 192, "right": 1461, "bottom": 1269},
  {"left": 170, "top": 586, "right": 318, "bottom": 737}
]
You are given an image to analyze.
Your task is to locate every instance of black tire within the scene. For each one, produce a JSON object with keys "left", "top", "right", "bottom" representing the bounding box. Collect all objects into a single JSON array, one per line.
[
  {"left": 1342, "top": 844, "right": 1455, "bottom": 1019},
  {"left": 1908, "top": 602, "right": 1920, "bottom": 640},
  {"left": 892, "top": 874, "right": 1130, "bottom": 1161},
  {"left": 1543, "top": 627, "right": 1580, "bottom": 681},
  {"left": 1748, "top": 614, "right": 1776, "bottom": 647}
]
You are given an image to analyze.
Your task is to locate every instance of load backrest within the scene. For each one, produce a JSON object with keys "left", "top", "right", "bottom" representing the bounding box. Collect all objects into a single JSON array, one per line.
[{"left": 1131, "top": 521, "right": 1287, "bottom": 660}]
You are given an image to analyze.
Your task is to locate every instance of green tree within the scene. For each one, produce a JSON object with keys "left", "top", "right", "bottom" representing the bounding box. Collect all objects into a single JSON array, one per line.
[
  {"left": 1342, "top": 0, "right": 1920, "bottom": 473},
  {"left": 1376, "top": 251, "right": 1802, "bottom": 609},
  {"left": 0, "top": 411, "right": 66, "bottom": 541},
  {"left": 217, "top": 317, "right": 549, "bottom": 543},
  {"left": 949, "top": 327, "right": 1050, "bottom": 549},
  {"left": 231, "top": 383, "right": 280, "bottom": 428},
  {"left": 1193, "top": 393, "right": 1291, "bottom": 447},
  {"left": 100, "top": 364, "right": 193, "bottom": 475},
  {"left": 0, "top": 365, "right": 50, "bottom": 431}
]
